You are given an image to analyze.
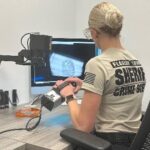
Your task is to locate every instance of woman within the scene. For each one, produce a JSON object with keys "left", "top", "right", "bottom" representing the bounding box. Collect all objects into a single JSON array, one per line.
[{"left": 55, "top": 2, "right": 146, "bottom": 148}]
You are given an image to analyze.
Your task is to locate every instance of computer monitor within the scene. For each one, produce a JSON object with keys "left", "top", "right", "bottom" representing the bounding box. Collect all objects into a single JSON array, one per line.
[{"left": 31, "top": 38, "right": 101, "bottom": 95}]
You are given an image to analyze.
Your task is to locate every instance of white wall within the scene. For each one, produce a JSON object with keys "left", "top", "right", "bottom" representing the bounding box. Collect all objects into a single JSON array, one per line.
[
  {"left": 0, "top": 0, "right": 76, "bottom": 104},
  {"left": 75, "top": 0, "right": 99, "bottom": 38},
  {"left": 75, "top": 0, "right": 150, "bottom": 110}
]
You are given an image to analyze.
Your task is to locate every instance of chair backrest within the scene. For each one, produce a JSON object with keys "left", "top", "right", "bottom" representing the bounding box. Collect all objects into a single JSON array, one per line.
[{"left": 130, "top": 102, "right": 150, "bottom": 150}]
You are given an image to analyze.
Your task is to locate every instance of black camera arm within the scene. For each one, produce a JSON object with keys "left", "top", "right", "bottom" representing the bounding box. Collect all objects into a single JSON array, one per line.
[
  {"left": 0, "top": 49, "right": 46, "bottom": 66},
  {"left": 0, "top": 49, "right": 32, "bottom": 65}
]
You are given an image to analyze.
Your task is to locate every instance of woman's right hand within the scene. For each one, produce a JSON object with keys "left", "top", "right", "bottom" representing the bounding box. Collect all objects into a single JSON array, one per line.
[{"left": 64, "top": 77, "right": 83, "bottom": 93}]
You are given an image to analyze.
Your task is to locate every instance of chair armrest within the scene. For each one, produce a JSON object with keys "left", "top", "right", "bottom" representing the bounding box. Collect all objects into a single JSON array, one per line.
[{"left": 60, "top": 128, "right": 112, "bottom": 150}]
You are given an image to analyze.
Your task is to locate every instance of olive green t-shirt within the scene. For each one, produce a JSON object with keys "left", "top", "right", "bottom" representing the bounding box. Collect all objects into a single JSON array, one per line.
[{"left": 81, "top": 48, "right": 146, "bottom": 133}]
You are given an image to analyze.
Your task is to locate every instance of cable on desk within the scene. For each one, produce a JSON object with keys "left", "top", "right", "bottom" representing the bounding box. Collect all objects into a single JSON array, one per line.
[
  {"left": 0, "top": 103, "right": 43, "bottom": 134},
  {"left": 25, "top": 105, "right": 43, "bottom": 131},
  {"left": 0, "top": 128, "right": 26, "bottom": 134}
]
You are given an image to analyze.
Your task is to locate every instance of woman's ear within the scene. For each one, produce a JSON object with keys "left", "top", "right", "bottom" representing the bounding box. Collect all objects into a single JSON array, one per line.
[
  {"left": 90, "top": 28, "right": 97, "bottom": 40},
  {"left": 90, "top": 28, "right": 100, "bottom": 40}
]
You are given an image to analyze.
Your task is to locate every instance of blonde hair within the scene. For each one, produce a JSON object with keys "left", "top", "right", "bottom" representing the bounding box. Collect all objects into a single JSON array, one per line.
[{"left": 88, "top": 2, "right": 123, "bottom": 36}]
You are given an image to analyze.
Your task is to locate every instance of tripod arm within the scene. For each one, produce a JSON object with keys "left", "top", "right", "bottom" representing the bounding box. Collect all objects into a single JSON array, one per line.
[
  {"left": 0, "top": 54, "right": 24, "bottom": 65},
  {"left": 0, "top": 49, "right": 44, "bottom": 66}
]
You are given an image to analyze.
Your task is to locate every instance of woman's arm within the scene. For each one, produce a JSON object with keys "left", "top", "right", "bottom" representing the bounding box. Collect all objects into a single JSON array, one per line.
[
  {"left": 56, "top": 79, "right": 101, "bottom": 133},
  {"left": 67, "top": 90, "right": 101, "bottom": 132}
]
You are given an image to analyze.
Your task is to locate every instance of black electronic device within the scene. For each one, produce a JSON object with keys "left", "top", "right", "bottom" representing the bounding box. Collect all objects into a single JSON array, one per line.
[
  {"left": 41, "top": 88, "right": 64, "bottom": 111},
  {"left": 0, "top": 33, "right": 52, "bottom": 66},
  {"left": 41, "top": 82, "right": 72, "bottom": 111},
  {"left": 31, "top": 38, "right": 101, "bottom": 94},
  {"left": 12, "top": 89, "right": 18, "bottom": 106},
  {"left": 0, "top": 90, "right": 10, "bottom": 109},
  {"left": 4, "top": 91, "right": 9, "bottom": 108},
  {"left": 30, "top": 34, "right": 52, "bottom": 66},
  {"left": 0, "top": 90, "right": 4, "bottom": 109}
]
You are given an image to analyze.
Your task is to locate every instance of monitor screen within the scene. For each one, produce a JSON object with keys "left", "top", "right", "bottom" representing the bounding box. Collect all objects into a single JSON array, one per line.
[{"left": 31, "top": 38, "right": 101, "bottom": 94}]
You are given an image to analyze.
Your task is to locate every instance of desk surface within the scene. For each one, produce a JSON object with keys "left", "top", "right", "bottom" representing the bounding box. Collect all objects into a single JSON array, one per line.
[{"left": 0, "top": 105, "right": 72, "bottom": 150}]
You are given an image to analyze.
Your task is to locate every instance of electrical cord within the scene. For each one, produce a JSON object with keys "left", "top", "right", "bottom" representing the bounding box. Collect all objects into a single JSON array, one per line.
[
  {"left": 20, "top": 33, "right": 31, "bottom": 50},
  {"left": 20, "top": 32, "right": 39, "bottom": 50},
  {"left": 31, "top": 94, "right": 43, "bottom": 105},
  {"left": 20, "top": 32, "right": 40, "bottom": 63},
  {"left": 25, "top": 105, "right": 43, "bottom": 131},
  {"left": 27, "top": 37, "right": 30, "bottom": 49},
  {"left": 0, "top": 102, "right": 43, "bottom": 134},
  {"left": 0, "top": 128, "right": 26, "bottom": 134}
]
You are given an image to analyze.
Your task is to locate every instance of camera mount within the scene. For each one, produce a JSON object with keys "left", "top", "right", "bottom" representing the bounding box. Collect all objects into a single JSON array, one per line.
[{"left": 0, "top": 33, "right": 52, "bottom": 66}]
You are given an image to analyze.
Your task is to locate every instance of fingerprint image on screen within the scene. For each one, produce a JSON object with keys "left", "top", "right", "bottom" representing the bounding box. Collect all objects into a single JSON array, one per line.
[{"left": 50, "top": 53, "right": 84, "bottom": 77}]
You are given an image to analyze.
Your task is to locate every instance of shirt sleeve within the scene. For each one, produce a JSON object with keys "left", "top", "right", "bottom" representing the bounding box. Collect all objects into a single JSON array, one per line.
[{"left": 81, "top": 59, "right": 106, "bottom": 95}]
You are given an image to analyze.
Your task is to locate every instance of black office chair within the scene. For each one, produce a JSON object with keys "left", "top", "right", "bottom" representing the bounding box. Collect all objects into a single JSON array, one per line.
[{"left": 60, "top": 102, "right": 150, "bottom": 150}]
